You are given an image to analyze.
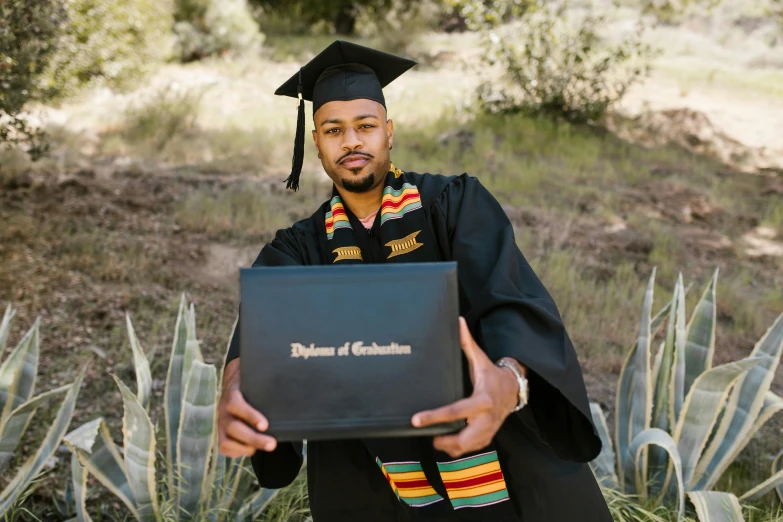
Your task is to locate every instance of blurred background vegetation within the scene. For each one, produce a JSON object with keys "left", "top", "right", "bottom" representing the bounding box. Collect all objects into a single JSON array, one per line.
[{"left": 1, "top": 0, "right": 782, "bottom": 520}]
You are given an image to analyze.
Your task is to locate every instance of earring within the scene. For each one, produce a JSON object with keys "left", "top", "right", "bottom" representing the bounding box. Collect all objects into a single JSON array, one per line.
[{"left": 389, "top": 144, "right": 393, "bottom": 150}]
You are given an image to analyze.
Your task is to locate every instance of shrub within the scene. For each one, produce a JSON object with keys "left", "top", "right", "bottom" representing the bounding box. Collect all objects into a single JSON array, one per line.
[
  {"left": 589, "top": 269, "right": 783, "bottom": 522},
  {"left": 40, "top": 0, "right": 174, "bottom": 98},
  {"left": 468, "top": 0, "right": 656, "bottom": 124},
  {"left": 173, "top": 0, "right": 264, "bottom": 62},
  {"left": 354, "top": 0, "right": 446, "bottom": 55},
  {"left": 0, "top": 0, "right": 65, "bottom": 158},
  {"left": 251, "top": 0, "right": 434, "bottom": 35}
]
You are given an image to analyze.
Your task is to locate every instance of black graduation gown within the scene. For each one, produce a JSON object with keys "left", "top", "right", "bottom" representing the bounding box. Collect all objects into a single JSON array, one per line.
[{"left": 226, "top": 172, "right": 612, "bottom": 522}]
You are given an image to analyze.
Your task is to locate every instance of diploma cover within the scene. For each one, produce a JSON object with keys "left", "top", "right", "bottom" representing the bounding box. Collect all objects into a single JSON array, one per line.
[{"left": 239, "top": 262, "right": 464, "bottom": 441}]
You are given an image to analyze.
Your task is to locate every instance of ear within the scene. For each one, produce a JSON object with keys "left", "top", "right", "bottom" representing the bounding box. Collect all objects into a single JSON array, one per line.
[{"left": 386, "top": 119, "right": 394, "bottom": 149}]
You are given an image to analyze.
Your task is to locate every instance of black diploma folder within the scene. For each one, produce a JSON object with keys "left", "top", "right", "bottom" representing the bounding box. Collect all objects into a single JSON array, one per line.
[{"left": 239, "top": 262, "right": 465, "bottom": 441}]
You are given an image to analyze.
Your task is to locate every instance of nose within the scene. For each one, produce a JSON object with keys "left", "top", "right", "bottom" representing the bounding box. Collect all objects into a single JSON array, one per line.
[{"left": 341, "top": 127, "right": 362, "bottom": 152}]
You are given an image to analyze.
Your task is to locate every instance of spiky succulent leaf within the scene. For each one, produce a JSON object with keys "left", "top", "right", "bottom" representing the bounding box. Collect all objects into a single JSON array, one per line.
[
  {"left": 115, "top": 376, "right": 158, "bottom": 519},
  {"left": 693, "top": 314, "right": 783, "bottom": 490},
  {"left": 69, "top": 419, "right": 138, "bottom": 519},
  {"left": 0, "top": 305, "right": 15, "bottom": 358},
  {"left": 650, "top": 276, "right": 686, "bottom": 493},
  {"left": 176, "top": 360, "right": 218, "bottom": 517},
  {"left": 0, "top": 384, "right": 70, "bottom": 474},
  {"left": 670, "top": 357, "right": 764, "bottom": 489},
  {"left": 652, "top": 275, "right": 686, "bottom": 434},
  {"left": 624, "top": 428, "right": 684, "bottom": 521},
  {"left": 71, "top": 451, "right": 93, "bottom": 522},
  {"left": 775, "top": 450, "right": 783, "bottom": 504},
  {"left": 0, "top": 371, "right": 83, "bottom": 512},
  {"left": 749, "top": 392, "right": 783, "bottom": 438},
  {"left": 187, "top": 303, "right": 204, "bottom": 364},
  {"left": 687, "top": 491, "right": 744, "bottom": 522},
  {"left": 616, "top": 269, "right": 655, "bottom": 489},
  {"left": 165, "top": 294, "right": 189, "bottom": 498},
  {"left": 684, "top": 269, "right": 718, "bottom": 395},
  {"left": 64, "top": 417, "right": 103, "bottom": 452},
  {"left": 588, "top": 402, "right": 617, "bottom": 488},
  {"left": 126, "top": 314, "right": 152, "bottom": 410},
  {"left": 0, "top": 319, "right": 39, "bottom": 423}
]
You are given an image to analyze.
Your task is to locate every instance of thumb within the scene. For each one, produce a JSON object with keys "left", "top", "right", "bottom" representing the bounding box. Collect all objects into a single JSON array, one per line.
[{"left": 458, "top": 317, "right": 484, "bottom": 364}]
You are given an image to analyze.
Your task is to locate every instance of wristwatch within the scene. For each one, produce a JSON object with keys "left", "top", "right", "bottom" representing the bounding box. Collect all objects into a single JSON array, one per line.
[{"left": 496, "top": 358, "right": 529, "bottom": 412}]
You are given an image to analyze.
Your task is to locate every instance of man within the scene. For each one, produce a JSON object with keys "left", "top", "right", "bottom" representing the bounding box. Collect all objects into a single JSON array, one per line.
[{"left": 218, "top": 41, "right": 612, "bottom": 522}]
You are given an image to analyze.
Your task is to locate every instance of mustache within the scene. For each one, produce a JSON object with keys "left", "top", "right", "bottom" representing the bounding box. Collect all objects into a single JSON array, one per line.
[{"left": 338, "top": 151, "right": 374, "bottom": 164}]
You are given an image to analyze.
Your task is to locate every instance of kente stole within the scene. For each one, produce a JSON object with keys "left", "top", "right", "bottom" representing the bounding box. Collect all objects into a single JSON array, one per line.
[{"left": 317, "top": 166, "right": 521, "bottom": 520}]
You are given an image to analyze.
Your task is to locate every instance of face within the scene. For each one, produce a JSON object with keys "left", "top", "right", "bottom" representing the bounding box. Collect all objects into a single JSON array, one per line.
[{"left": 312, "top": 98, "right": 393, "bottom": 194}]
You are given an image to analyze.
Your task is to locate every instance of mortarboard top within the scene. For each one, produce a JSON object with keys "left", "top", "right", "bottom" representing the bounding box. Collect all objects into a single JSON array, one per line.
[{"left": 275, "top": 40, "right": 417, "bottom": 191}]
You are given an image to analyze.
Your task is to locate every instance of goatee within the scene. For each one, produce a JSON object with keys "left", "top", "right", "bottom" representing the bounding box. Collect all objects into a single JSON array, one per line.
[{"left": 341, "top": 172, "right": 375, "bottom": 193}]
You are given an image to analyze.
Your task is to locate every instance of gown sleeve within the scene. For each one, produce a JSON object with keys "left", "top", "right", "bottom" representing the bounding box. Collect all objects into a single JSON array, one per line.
[
  {"left": 435, "top": 174, "right": 601, "bottom": 462},
  {"left": 224, "top": 227, "right": 306, "bottom": 488}
]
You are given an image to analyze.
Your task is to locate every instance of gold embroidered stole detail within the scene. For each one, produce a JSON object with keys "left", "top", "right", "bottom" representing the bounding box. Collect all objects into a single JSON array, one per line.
[
  {"left": 385, "top": 230, "right": 423, "bottom": 259},
  {"left": 332, "top": 246, "right": 363, "bottom": 263},
  {"left": 390, "top": 162, "right": 404, "bottom": 178}
]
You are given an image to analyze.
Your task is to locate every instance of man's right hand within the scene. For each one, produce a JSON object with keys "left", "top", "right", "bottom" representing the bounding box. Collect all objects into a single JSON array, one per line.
[{"left": 217, "top": 358, "right": 278, "bottom": 458}]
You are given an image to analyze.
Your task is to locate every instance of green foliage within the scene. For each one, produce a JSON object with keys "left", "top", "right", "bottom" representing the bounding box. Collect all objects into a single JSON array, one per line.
[
  {"left": 63, "top": 296, "right": 286, "bottom": 521},
  {"left": 589, "top": 270, "right": 783, "bottom": 522},
  {"left": 173, "top": 0, "right": 264, "bottom": 62},
  {"left": 252, "top": 0, "right": 428, "bottom": 35},
  {"left": 474, "top": 0, "right": 656, "bottom": 123},
  {"left": 632, "top": 0, "right": 721, "bottom": 25},
  {"left": 354, "top": 0, "right": 445, "bottom": 54},
  {"left": 0, "top": 0, "right": 64, "bottom": 158},
  {"left": 446, "top": 0, "right": 531, "bottom": 30},
  {"left": 769, "top": 0, "right": 783, "bottom": 32},
  {"left": 41, "top": 0, "right": 174, "bottom": 98},
  {"left": 0, "top": 305, "right": 84, "bottom": 516}
]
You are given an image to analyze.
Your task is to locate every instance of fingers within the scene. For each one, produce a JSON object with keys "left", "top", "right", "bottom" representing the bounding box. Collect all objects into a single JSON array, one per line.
[
  {"left": 218, "top": 437, "right": 256, "bottom": 458},
  {"left": 218, "top": 382, "right": 277, "bottom": 458},
  {"left": 224, "top": 388, "right": 269, "bottom": 432},
  {"left": 412, "top": 395, "right": 490, "bottom": 427},
  {"left": 433, "top": 417, "right": 494, "bottom": 458},
  {"left": 224, "top": 419, "right": 277, "bottom": 452}
]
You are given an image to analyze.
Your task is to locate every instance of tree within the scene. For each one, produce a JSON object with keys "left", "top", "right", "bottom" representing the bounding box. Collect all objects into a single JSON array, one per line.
[{"left": 0, "top": 0, "right": 64, "bottom": 158}]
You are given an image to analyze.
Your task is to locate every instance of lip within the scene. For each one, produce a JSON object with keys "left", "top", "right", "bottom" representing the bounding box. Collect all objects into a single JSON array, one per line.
[{"left": 340, "top": 155, "right": 370, "bottom": 168}]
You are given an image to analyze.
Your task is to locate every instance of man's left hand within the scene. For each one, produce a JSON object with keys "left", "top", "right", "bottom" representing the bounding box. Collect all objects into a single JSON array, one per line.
[{"left": 412, "top": 317, "right": 524, "bottom": 458}]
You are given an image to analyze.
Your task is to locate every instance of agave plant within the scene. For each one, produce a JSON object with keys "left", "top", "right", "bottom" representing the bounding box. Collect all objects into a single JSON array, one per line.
[
  {"left": 589, "top": 269, "right": 783, "bottom": 522},
  {"left": 64, "top": 296, "right": 284, "bottom": 521},
  {"left": 0, "top": 304, "right": 83, "bottom": 514}
]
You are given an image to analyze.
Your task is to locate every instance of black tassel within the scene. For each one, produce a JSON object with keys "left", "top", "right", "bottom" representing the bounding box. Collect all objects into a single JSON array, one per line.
[{"left": 285, "top": 74, "right": 305, "bottom": 191}]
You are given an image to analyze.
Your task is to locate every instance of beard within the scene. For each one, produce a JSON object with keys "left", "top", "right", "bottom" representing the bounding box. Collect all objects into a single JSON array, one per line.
[{"left": 340, "top": 171, "right": 375, "bottom": 193}]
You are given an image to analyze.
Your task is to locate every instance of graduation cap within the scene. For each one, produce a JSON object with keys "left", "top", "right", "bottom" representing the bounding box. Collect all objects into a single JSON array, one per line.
[{"left": 275, "top": 40, "right": 417, "bottom": 191}]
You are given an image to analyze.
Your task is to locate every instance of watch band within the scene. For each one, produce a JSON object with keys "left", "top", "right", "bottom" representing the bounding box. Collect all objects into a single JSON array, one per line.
[{"left": 496, "top": 358, "right": 529, "bottom": 412}]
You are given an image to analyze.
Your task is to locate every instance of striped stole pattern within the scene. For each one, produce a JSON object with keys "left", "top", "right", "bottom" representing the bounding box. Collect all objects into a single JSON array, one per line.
[
  {"left": 325, "top": 196, "right": 351, "bottom": 240},
  {"left": 376, "top": 459, "right": 444, "bottom": 507},
  {"left": 380, "top": 183, "right": 422, "bottom": 225},
  {"left": 436, "top": 451, "right": 510, "bottom": 509}
]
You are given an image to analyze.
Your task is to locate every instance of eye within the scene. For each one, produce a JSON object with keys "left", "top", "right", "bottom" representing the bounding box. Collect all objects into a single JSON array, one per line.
[
  {"left": 359, "top": 124, "right": 375, "bottom": 129},
  {"left": 325, "top": 128, "right": 340, "bottom": 134}
]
